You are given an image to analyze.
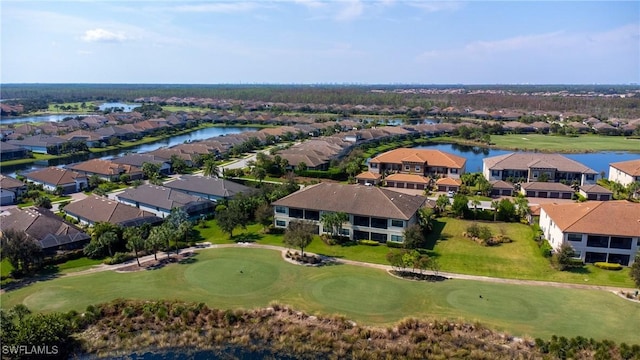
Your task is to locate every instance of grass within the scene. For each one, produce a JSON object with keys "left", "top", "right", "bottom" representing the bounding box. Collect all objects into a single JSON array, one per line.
[
  {"left": 435, "top": 134, "right": 640, "bottom": 153},
  {"left": 17, "top": 194, "right": 72, "bottom": 208},
  {"left": 1, "top": 247, "right": 638, "bottom": 343}
]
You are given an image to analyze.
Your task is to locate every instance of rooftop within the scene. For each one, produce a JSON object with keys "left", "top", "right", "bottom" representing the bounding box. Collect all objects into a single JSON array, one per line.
[{"left": 540, "top": 200, "right": 640, "bottom": 237}]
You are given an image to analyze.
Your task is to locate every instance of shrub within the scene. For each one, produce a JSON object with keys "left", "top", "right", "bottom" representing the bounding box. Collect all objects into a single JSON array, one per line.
[
  {"left": 104, "top": 252, "right": 134, "bottom": 265},
  {"left": 359, "top": 239, "right": 381, "bottom": 246},
  {"left": 539, "top": 240, "right": 553, "bottom": 258},
  {"left": 594, "top": 262, "right": 623, "bottom": 271},
  {"left": 386, "top": 241, "right": 403, "bottom": 248}
]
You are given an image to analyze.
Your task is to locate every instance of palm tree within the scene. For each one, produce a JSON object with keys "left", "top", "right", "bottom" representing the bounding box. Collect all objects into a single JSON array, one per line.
[
  {"left": 626, "top": 181, "right": 640, "bottom": 200},
  {"left": 124, "top": 227, "right": 144, "bottom": 266},
  {"left": 471, "top": 199, "right": 481, "bottom": 219},
  {"left": 203, "top": 159, "right": 219, "bottom": 178},
  {"left": 491, "top": 200, "right": 500, "bottom": 221}
]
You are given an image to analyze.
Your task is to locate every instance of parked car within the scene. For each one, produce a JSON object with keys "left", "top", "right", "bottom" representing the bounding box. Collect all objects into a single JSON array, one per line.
[{"left": 447, "top": 190, "right": 455, "bottom": 198}]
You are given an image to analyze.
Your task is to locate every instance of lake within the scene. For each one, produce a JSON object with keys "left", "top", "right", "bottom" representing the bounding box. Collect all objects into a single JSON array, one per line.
[
  {"left": 0, "top": 114, "right": 95, "bottom": 125},
  {"left": 98, "top": 102, "right": 139, "bottom": 112},
  {"left": 1, "top": 126, "right": 260, "bottom": 175},
  {"left": 414, "top": 143, "right": 640, "bottom": 176}
]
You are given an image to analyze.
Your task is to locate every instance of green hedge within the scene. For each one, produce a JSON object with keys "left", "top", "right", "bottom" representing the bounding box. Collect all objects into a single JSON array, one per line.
[
  {"left": 594, "top": 262, "right": 623, "bottom": 271},
  {"left": 386, "top": 241, "right": 404, "bottom": 248},
  {"left": 539, "top": 240, "right": 553, "bottom": 258},
  {"left": 296, "top": 168, "right": 345, "bottom": 180}
]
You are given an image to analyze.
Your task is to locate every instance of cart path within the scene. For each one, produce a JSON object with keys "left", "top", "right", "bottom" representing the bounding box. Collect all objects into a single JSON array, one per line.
[{"left": 1, "top": 242, "right": 637, "bottom": 295}]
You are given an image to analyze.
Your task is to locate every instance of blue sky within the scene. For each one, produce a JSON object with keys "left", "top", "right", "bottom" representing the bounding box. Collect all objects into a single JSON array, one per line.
[{"left": 1, "top": 1, "right": 638, "bottom": 84}]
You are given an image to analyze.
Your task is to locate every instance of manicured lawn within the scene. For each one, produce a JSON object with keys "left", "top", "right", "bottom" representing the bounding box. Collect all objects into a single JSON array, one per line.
[
  {"left": 426, "top": 218, "right": 635, "bottom": 287},
  {"left": 436, "top": 134, "right": 640, "bottom": 153},
  {"left": 1, "top": 247, "right": 638, "bottom": 343},
  {"left": 56, "top": 257, "right": 103, "bottom": 273},
  {"left": 1, "top": 258, "right": 14, "bottom": 278},
  {"left": 18, "top": 194, "right": 72, "bottom": 208}
]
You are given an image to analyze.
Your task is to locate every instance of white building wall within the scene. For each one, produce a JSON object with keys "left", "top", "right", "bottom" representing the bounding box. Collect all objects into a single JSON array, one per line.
[
  {"left": 116, "top": 197, "right": 171, "bottom": 218},
  {"left": 608, "top": 166, "right": 634, "bottom": 186},
  {"left": 539, "top": 209, "right": 565, "bottom": 249}
]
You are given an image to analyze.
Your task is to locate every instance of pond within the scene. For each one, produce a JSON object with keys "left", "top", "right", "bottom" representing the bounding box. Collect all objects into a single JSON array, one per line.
[
  {"left": 98, "top": 102, "right": 139, "bottom": 112},
  {"left": 0, "top": 114, "right": 95, "bottom": 125},
  {"left": 414, "top": 143, "right": 640, "bottom": 176}
]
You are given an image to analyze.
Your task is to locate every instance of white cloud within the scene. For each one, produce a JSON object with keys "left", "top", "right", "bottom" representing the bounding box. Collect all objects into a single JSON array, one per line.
[
  {"left": 172, "top": 2, "right": 261, "bottom": 13},
  {"left": 335, "top": 0, "right": 364, "bottom": 21},
  {"left": 293, "top": 0, "right": 326, "bottom": 9},
  {"left": 408, "top": 1, "right": 464, "bottom": 13},
  {"left": 81, "top": 28, "right": 130, "bottom": 43}
]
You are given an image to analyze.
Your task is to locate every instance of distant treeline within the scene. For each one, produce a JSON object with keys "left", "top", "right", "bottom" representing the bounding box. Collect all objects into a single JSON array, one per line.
[{"left": 2, "top": 84, "right": 640, "bottom": 118}]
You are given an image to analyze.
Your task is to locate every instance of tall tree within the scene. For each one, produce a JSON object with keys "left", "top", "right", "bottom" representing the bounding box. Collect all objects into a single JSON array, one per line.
[
  {"left": 320, "top": 211, "right": 349, "bottom": 238},
  {"left": 216, "top": 205, "right": 245, "bottom": 238},
  {"left": 35, "top": 196, "right": 52, "bottom": 209},
  {"left": 0, "top": 229, "right": 42, "bottom": 274},
  {"left": 142, "top": 162, "right": 161, "bottom": 180},
  {"left": 170, "top": 155, "right": 188, "bottom": 174},
  {"left": 471, "top": 199, "right": 481, "bottom": 219},
  {"left": 283, "top": 220, "right": 315, "bottom": 256},
  {"left": 255, "top": 203, "right": 273, "bottom": 232},
  {"left": 435, "top": 194, "right": 450, "bottom": 214},
  {"left": 630, "top": 252, "right": 640, "bottom": 288},
  {"left": 403, "top": 224, "right": 425, "bottom": 249},
  {"left": 124, "top": 227, "right": 145, "bottom": 267},
  {"left": 251, "top": 166, "right": 267, "bottom": 183},
  {"left": 98, "top": 231, "right": 118, "bottom": 257},
  {"left": 491, "top": 200, "right": 500, "bottom": 221},
  {"left": 451, "top": 193, "right": 469, "bottom": 218},
  {"left": 147, "top": 225, "right": 169, "bottom": 260},
  {"left": 203, "top": 159, "right": 219, "bottom": 178}
]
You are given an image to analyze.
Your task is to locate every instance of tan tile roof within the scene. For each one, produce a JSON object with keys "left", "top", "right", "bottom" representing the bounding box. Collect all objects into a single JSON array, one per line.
[
  {"left": 272, "top": 182, "right": 427, "bottom": 220},
  {"left": 25, "top": 166, "right": 87, "bottom": 186},
  {"left": 579, "top": 184, "right": 613, "bottom": 194},
  {"left": 540, "top": 200, "right": 640, "bottom": 237},
  {"left": 369, "top": 148, "right": 466, "bottom": 169},
  {"left": 436, "top": 177, "right": 462, "bottom": 186},
  {"left": 386, "top": 173, "right": 430, "bottom": 184},
  {"left": 63, "top": 195, "right": 160, "bottom": 225},
  {"left": 68, "top": 159, "right": 141, "bottom": 177},
  {"left": 355, "top": 171, "right": 382, "bottom": 180},
  {"left": 610, "top": 159, "right": 640, "bottom": 176},
  {"left": 490, "top": 180, "right": 514, "bottom": 189},
  {"left": 484, "top": 153, "right": 596, "bottom": 174}
]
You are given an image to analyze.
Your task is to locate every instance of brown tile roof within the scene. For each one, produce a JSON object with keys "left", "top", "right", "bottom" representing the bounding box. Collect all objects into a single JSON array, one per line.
[
  {"left": 490, "top": 180, "right": 514, "bottom": 189},
  {"left": 1, "top": 208, "right": 90, "bottom": 249},
  {"left": 25, "top": 167, "right": 87, "bottom": 186},
  {"left": 63, "top": 195, "right": 161, "bottom": 226},
  {"left": 540, "top": 200, "right": 640, "bottom": 237},
  {"left": 164, "top": 175, "right": 253, "bottom": 199},
  {"left": 610, "top": 159, "right": 640, "bottom": 176},
  {"left": 0, "top": 175, "right": 25, "bottom": 190},
  {"left": 521, "top": 182, "right": 574, "bottom": 192},
  {"left": 272, "top": 182, "right": 427, "bottom": 220},
  {"left": 386, "top": 173, "right": 430, "bottom": 184},
  {"left": 369, "top": 148, "right": 466, "bottom": 169},
  {"left": 579, "top": 184, "right": 613, "bottom": 194},
  {"left": 484, "top": 153, "right": 596, "bottom": 174},
  {"left": 116, "top": 184, "right": 214, "bottom": 211},
  {"left": 355, "top": 171, "right": 382, "bottom": 180},
  {"left": 67, "top": 159, "right": 141, "bottom": 177}
]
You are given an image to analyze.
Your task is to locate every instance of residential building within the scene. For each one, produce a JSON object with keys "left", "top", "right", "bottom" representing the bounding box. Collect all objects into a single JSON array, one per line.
[
  {"left": 0, "top": 142, "right": 29, "bottom": 161},
  {"left": 116, "top": 184, "right": 215, "bottom": 219},
  {"left": 435, "top": 177, "right": 462, "bottom": 193},
  {"left": 63, "top": 195, "right": 162, "bottom": 227},
  {"left": 0, "top": 175, "right": 27, "bottom": 205},
  {"left": 111, "top": 154, "right": 171, "bottom": 175},
  {"left": 490, "top": 180, "right": 515, "bottom": 197},
  {"left": 608, "top": 159, "right": 640, "bottom": 186},
  {"left": 366, "top": 148, "right": 466, "bottom": 190},
  {"left": 519, "top": 182, "right": 574, "bottom": 199},
  {"left": 539, "top": 201, "right": 640, "bottom": 266},
  {"left": 355, "top": 171, "right": 382, "bottom": 186},
  {"left": 271, "top": 183, "right": 428, "bottom": 243},
  {"left": 579, "top": 184, "right": 613, "bottom": 201},
  {"left": 163, "top": 175, "right": 253, "bottom": 202},
  {"left": 24, "top": 167, "right": 88, "bottom": 194},
  {"left": 67, "top": 159, "right": 144, "bottom": 182},
  {"left": 1, "top": 207, "right": 91, "bottom": 255},
  {"left": 483, "top": 153, "right": 597, "bottom": 185},
  {"left": 8, "top": 135, "right": 68, "bottom": 154}
]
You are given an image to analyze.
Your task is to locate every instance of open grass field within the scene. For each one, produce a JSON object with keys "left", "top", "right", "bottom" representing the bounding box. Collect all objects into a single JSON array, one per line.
[
  {"left": 437, "top": 134, "right": 640, "bottom": 152},
  {"left": 1, "top": 247, "right": 639, "bottom": 343},
  {"left": 197, "top": 219, "right": 635, "bottom": 288}
]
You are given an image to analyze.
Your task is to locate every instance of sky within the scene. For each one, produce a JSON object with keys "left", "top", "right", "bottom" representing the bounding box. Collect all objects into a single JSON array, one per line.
[{"left": 1, "top": 0, "right": 638, "bottom": 84}]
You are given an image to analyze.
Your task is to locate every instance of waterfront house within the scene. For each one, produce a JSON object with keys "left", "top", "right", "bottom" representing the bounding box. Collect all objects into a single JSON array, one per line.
[
  {"left": 111, "top": 154, "right": 171, "bottom": 175},
  {"left": 539, "top": 201, "right": 640, "bottom": 266},
  {"left": 0, "top": 175, "right": 27, "bottom": 205},
  {"left": 0, "top": 142, "right": 29, "bottom": 161},
  {"left": 608, "top": 159, "right": 640, "bottom": 186},
  {"left": 24, "top": 167, "right": 88, "bottom": 194},
  {"left": 579, "top": 184, "right": 613, "bottom": 201},
  {"left": 8, "top": 135, "right": 68, "bottom": 154},
  {"left": 67, "top": 159, "right": 144, "bottom": 182},
  {"left": 483, "top": 153, "right": 597, "bottom": 186},
  {"left": 272, "top": 183, "right": 428, "bottom": 243}
]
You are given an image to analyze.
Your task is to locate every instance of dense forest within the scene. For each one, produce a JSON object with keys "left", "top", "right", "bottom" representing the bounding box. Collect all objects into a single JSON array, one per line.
[{"left": 2, "top": 84, "right": 639, "bottom": 118}]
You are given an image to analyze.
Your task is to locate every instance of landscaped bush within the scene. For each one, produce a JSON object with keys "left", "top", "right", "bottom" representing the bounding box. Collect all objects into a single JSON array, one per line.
[
  {"left": 358, "top": 239, "right": 381, "bottom": 246},
  {"left": 386, "top": 241, "right": 403, "bottom": 248},
  {"left": 594, "top": 262, "right": 623, "bottom": 271},
  {"left": 539, "top": 240, "right": 553, "bottom": 257},
  {"left": 104, "top": 252, "right": 134, "bottom": 265}
]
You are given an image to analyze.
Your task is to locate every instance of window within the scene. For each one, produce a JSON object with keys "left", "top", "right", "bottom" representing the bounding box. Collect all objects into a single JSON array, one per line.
[
  {"left": 391, "top": 235, "right": 403, "bottom": 242},
  {"left": 491, "top": 170, "right": 500, "bottom": 177},
  {"left": 275, "top": 206, "right": 286, "bottom": 214},
  {"left": 610, "top": 237, "right": 632, "bottom": 249},
  {"left": 370, "top": 217, "right": 388, "bottom": 229},
  {"left": 586, "top": 174, "right": 595, "bottom": 180},
  {"left": 353, "top": 230, "right": 369, "bottom": 240},
  {"left": 276, "top": 220, "right": 286, "bottom": 227},
  {"left": 404, "top": 165, "right": 410, "bottom": 171},
  {"left": 304, "top": 210, "right": 320, "bottom": 221},
  {"left": 370, "top": 232, "right": 387, "bottom": 243},
  {"left": 353, "top": 216, "right": 370, "bottom": 227},
  {"left": 587, "top": 235, "right": 608, "bottom": 248},
  {"left": 415, "top": 165, "right": 421, "bottom": 172},
  {"left": 340, "top": 228, "right": 350, "bottom": 236},
  {"left": 450, "top": 168, "right": 458, "bottom": 174},
  {"left": 572, "top": 251, "right": 582, "bottom": 259},
  {"left": 567, "top": 233, "right": 582, "bottom": 242},
  {"left": 391, "top": 219, "right": 404, "bottom": 228},
  {"left": 289, "top": 208, "right": 304, "bottom": 219}
]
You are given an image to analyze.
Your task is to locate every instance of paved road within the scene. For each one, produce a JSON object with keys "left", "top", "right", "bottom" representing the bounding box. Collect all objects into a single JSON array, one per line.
[{"left": 3, "top": 243, "right": 636, "bottom": 296}]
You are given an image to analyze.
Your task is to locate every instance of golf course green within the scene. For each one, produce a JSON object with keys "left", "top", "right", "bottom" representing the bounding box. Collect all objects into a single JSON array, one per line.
[{"left": 2, "top": 247, "right": 639, "bottom": 344}]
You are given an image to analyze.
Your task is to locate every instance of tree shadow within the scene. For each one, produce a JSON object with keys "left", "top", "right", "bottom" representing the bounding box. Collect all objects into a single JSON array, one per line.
[
  {"left": 566, "top": 266, "right": 591, "bottom": 275},
  {"left": 233, "top": 233, "right": 263, "bottom": 243},
  {"left": 1, "top": 270, "right": 62, "bottom": 293},
  {"left": 424, "top": 219, "right": 448, "bottom": 250}
]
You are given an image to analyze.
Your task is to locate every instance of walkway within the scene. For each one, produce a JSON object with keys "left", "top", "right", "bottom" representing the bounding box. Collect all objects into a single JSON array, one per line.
[{"left": 2, "top": 242, "right": 635, "bottom": 295}]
